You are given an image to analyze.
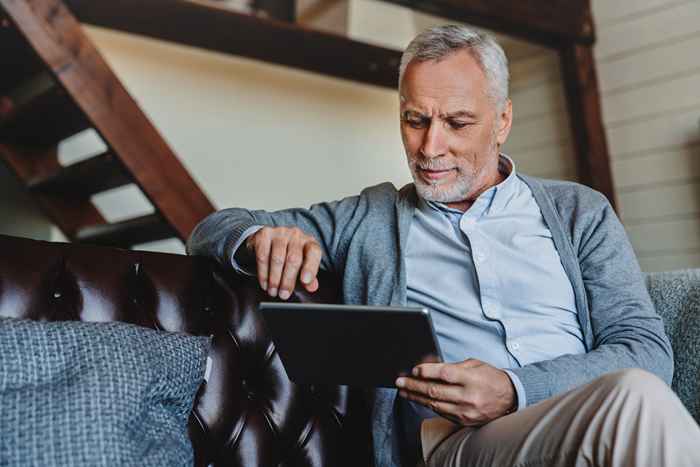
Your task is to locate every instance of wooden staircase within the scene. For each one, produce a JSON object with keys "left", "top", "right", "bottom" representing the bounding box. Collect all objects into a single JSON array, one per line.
[{"left": 0, "top": 0, "right": 215, "bottom": 249}]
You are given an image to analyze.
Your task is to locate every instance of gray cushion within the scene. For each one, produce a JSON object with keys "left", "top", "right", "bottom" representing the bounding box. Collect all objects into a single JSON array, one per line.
[
  {"left": 0, "top": 319, "right": 211, "bottom": 467},
  {"left": 645, "top": 269, "right": 700, "bottom": 421}
]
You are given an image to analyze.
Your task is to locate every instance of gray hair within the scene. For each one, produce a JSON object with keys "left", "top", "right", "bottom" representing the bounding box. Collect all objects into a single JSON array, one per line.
[{"left": 399, "top": 25, "right": 510, "bottom": 110}]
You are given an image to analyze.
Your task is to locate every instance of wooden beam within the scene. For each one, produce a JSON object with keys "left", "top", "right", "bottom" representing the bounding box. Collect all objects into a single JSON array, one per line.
[
  {"left": 560, "top": 44, "right": 617, "bottom": 210},
  {"left": 63, "top": 0, "right": 400, "bottom": 89},
  {"left": 27, "top": 151, "right": 130, "bottom": 197},
  {"left": 297, "top": 0, "right": 343, "bottom": 25},
  {"left": 0, "top": 143, "right": 107, "bottom": 239},
  {"left": 381, "top": 0, "right": 595, "bottom": 48},
  {"left": 2, "top": 0, "right": 216, "bottom": 239},
  {"left": 75, "top": 213, "right": 174, "bottom": 248}
]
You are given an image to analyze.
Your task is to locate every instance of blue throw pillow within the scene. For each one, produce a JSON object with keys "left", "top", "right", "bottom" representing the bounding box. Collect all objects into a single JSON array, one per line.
[{"left": 0, "top": 318, "right": 211, "bottom": 467}]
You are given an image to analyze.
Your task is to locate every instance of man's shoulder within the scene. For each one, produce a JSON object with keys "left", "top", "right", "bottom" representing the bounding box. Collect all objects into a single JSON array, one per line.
[
  {"left": 359, "top": 181, "right": 401, "bottom": 198},
  {"left": 519, "top": 174, "right": 611, "bottom": 214}
]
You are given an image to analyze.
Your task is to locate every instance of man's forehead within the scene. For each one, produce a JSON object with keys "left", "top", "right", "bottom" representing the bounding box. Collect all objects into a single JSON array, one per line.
[{"left": 400, "top": 92, "right": 477, "bottom": 115}]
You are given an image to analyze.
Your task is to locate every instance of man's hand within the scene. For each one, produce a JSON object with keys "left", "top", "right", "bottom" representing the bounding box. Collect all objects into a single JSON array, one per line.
[
  {"left": 245, "top": 226, "right": 321, "bottom": 300},
  {"left": 396, "top": 359, "right": 516, "bottom": 426}
]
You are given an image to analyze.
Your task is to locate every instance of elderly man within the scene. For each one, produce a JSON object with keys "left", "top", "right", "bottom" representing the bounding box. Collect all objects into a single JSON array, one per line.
[{"left": 188, "top": 25, "right": 700, "bottom": 467}]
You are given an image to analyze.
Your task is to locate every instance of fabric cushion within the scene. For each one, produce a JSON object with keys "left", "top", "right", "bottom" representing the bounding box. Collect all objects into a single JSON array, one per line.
[
  {"left": 0, "top": 318, "right": 211, "bottom": 467},
  {"left": 645, "top": 269, "right": 700, "bottom": 421}
]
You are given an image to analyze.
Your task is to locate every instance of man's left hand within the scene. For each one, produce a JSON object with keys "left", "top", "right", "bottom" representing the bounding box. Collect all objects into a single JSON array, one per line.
[{"left": 396, "top": 359, "right": 516, "bottom": 426}]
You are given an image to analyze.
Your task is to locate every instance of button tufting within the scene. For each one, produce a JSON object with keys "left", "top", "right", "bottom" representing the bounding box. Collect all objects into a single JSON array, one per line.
[
  {"left": 53, "top": 292, "right": 62, "bottom": 299},
  {"left": 241, "top": 379, "right": 255, "bottom": 400}
]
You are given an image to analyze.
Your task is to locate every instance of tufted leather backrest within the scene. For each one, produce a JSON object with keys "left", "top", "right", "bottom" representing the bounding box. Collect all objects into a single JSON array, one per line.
[{"left": 0, "top": 235, "right": 374, "bottom": 467}]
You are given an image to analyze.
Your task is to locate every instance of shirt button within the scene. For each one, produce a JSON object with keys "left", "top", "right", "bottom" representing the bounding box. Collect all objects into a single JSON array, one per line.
[{"left": 511, "top": 342, "right": 520, "bottom": 350}]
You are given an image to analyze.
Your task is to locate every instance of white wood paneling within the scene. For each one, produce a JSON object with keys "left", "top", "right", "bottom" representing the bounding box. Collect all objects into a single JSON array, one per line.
[
  {"left": 511, "top": 80, "right": 566, "bottom": 119},
  {"left": 498, "top": 38, "right": 575, "bottom": 182},
  {"left": 618, "top": 183, "right": 700, "bottom": 223},
  {"left": 592, "top": 0, "right": 700, "bottom": 271},
  {"left": 593, "top": 0, "right": 688, "bottom": 25},
  {"left": 613, "top": 145, "right": 700, "bottom": 189},
  {"left": 512, "top": 141, "right": 576, "bottom": 177},
  {"left": 602, "top": 72, "right": 700, "bottom": 126},
  {"left": 505, "top": 111, "right": 571, "bottom": 152},
  {"left": 606, "top": 105, "right": 700, "bottom": 158},
  {"left": 626, "top": 217, "right": 700, "bottom": 253},
  {"left": 509, "top": 53, "right": 560, "bottom": 91},
  {"left": 598, "top": 33, "right": 700, "bottom": 94},
  {"left": 594, "top": 1, "right": 700, "bottom": 60},
  {"left": 639, "top": 252, "right": 700, "bottom": 272}
]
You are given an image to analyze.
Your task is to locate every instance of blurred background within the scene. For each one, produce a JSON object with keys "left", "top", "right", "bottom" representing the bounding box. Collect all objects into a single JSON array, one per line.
[{"left": 1, "top": 0, "right": 698, "bottom": 271}]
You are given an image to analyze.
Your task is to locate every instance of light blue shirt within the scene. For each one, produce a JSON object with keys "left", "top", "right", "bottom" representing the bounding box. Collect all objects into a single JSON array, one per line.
[
  {"left": 231, "top": 155, "right": 586, "bottom": 449},
  {"left": 399, "top": 155, "right": 585, "bottom": 451}
]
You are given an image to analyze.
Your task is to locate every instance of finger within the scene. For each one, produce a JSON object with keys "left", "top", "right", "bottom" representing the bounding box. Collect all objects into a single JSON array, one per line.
[
  {"left": 267, "top": 237, "right": 288, "bottom": 297},
  {"left": 412, "top": 363, "right": 461, "bottom": 384},
  {"left": 398, "top": 389, "right": 462, "bottom": 420},
  {"left": 304, "top": 277, "right": 319, "bottom": 293},
  {"left": 395, "top": 376, "right": 464, "bottom": 404},
  {"left": 278, "top": 241, "right": 305, "bottom": 300},
  {"left": 253, "top": 229, "right": 272, "bottom": 291},
  {"left": 300, "top": 242, "right": 322, "bottom": 289}
]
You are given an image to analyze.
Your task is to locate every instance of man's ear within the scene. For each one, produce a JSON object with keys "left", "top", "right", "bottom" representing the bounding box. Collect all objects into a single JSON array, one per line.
[{"left": 496, "top": 99, "right": 513, "bottom": 147}]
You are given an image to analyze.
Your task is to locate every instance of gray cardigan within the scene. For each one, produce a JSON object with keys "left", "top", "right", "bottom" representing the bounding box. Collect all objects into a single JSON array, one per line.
[{"left": 187, "top": 174, "right": 674, "bottom": 467}]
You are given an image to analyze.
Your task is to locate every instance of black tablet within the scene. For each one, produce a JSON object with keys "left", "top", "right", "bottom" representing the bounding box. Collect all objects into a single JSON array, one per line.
[{"left": 259, "top": 302, "right": 444, "bottom": 388}]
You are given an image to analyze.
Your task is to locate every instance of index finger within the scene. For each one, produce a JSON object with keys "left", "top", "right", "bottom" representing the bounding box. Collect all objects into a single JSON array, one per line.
[
  {"left": 300, "top": 242, "right": 322, "bottom": 291},
  {"left": 412, "top": 363, "right": 461, "bottom": 384}
]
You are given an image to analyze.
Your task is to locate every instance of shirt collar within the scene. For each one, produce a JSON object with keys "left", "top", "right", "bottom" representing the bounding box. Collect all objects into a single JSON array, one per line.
[{"left": 423, "top": 154, "right": 518, "bottom": 218}]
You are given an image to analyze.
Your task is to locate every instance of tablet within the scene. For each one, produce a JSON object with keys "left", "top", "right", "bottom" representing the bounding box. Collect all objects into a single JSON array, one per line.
[{"left": 259, "top": 302, "right": 443, "bottom": 388}]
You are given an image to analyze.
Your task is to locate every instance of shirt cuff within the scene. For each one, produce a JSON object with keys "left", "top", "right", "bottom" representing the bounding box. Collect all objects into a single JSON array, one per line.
[
  {"left": 230, "top": 225, "right": 264, "bottom": 276},
  {"left": 502, "top": 369, "right": 527, "bottom": 412}
]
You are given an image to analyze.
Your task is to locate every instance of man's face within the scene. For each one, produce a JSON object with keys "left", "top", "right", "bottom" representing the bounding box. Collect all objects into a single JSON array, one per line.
[{"left": 399, "top": 50, "right": 512, "bottom": 207}]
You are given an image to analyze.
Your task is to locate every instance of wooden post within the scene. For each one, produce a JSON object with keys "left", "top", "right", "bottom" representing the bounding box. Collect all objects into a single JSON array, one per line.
[{"left": 560, "top": 43, "right": 617, "bottom": 210}]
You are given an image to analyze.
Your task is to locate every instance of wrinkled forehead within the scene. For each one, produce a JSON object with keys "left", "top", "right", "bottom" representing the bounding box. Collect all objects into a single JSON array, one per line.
[{"left": 399, "top": 85, "right": 482, "bottom": 115}]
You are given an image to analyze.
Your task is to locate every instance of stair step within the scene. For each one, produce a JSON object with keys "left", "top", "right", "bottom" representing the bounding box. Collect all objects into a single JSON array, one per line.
[
  {"left": 0, "top": 72, "right": 89, "bottom": 147},
  {"left": 75, "top": 214, "right": 174, "bottom": 248},
  {"left": 27, "top": 151, "right": 130, "bottom": 197}
]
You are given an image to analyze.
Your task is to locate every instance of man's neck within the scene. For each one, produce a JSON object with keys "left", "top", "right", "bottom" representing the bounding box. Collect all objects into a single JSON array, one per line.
[{"left": 445, "top": 165, "right": 507, "bottom": 212}]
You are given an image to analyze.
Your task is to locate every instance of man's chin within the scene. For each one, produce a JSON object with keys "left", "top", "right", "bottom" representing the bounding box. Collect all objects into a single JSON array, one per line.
[{"left": 414, "top": 181, "right": 466, "bottom": 204}]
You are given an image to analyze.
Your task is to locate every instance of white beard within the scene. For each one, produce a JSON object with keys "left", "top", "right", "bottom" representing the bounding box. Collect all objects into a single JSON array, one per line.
[{"left": 410, "top": 165, "right": 475, "bottom": 203}]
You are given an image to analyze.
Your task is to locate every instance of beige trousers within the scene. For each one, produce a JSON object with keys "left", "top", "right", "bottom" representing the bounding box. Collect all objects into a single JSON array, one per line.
[{"left": 420, "top": 369, "right": 700, "bottom": 467}]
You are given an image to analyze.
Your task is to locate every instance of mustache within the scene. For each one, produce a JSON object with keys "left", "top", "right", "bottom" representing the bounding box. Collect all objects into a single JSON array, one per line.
[{"left": 409, "top": 156, "right": 457, "bottom": 172}]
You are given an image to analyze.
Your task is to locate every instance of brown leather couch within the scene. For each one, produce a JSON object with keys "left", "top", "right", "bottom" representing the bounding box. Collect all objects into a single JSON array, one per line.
[{"left": 0, "top": 234, "right": 374, "bottom": 467}]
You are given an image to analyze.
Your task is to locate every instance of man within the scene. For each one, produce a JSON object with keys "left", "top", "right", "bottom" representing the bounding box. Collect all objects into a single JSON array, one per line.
[{"left": 188, "top": 25, "right": 700, "bottom": 467}]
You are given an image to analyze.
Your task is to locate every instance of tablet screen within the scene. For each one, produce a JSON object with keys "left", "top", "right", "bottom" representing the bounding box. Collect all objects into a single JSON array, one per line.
[{"left": 259, "top": 302, "right": 443, "bottom": 387}]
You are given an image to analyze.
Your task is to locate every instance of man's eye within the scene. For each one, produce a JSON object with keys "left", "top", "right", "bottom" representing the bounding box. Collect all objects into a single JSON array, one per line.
[
  {"left": 406, "top": 118, "right": 428, "bottom": 129},
  {"left": 448, "top": 121, "right": 468, "bottom": 130}
]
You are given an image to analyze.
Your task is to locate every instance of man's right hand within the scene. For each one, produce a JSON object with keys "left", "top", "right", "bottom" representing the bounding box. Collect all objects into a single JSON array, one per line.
[{"left": 244, "top": 226, "right": 321, "bottom": 300}]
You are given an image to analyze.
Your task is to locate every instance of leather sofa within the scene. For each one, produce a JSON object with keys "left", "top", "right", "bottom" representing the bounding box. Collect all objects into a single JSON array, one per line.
[
  {"left": 1, "top": 234, "right": 699, "bottom": 467},
  {"left": 0, "top": 234, "right": 374, "bottom": 467}
]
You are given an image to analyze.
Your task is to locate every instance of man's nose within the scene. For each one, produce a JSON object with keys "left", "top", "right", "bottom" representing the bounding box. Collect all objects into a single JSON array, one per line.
[{"left": 420, "top": 121, "right": 448, "bottom": 158}]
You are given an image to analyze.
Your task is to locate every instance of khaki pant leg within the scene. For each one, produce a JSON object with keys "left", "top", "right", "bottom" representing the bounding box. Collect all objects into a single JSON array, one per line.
[{"left": 421, "top": 369, "right": 700, "bottom": 467}]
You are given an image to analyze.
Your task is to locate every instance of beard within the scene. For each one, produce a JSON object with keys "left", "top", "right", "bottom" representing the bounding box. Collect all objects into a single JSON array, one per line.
[
  {"left": 407, "top": 156, "right": 476, "bottom": 203},
  {"left": 406, "top": 128, "right": 501, "bottom": 204}
]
